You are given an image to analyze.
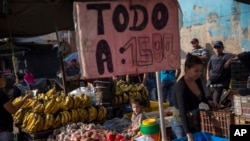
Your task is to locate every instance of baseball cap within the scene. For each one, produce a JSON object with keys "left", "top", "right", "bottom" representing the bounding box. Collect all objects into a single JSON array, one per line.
[
  {"left": 213, "top": 41, "right": 224, "bottom": 48},
  {"left": 190, "top": 38, "right": 199, "bottom": 44}
]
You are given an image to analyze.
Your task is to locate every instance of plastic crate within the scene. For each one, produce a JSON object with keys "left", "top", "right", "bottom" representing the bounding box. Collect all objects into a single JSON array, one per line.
[
  {"left": 230, "top": 61, "right": 250, "bottom": 81},
  {"left": 234, "top": 95, "right": 250, "bottom": 116},
  {"left": 173, "top": 132, "right": 229, "bottom": 141},
  {"left": 231, "top": 80, "right": 247, "bottom": 89},
  {"left": 235, "top": 115, "right": 250, "bottom": 125},
  {"left": 199, "top": 109, "right": 234, "bottom": 138}
]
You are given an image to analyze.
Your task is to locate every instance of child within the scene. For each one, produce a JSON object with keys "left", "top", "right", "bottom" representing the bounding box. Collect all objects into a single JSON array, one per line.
[{"left": 124, "top": 98, "right": 148, "bottom": 139}]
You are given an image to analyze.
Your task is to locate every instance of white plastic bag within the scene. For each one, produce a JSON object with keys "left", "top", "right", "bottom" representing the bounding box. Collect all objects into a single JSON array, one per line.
[{"left": 134, "top": 135, "right": 155, "bottom": 141}]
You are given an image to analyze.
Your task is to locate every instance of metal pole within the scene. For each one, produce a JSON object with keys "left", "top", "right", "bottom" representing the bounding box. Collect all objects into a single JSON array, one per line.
[
  {"left": 155, "top": 71, "right": 167, "bottom": 141},
  {"left": 55, "top": 30, "right": 67, "bottom": 95}
]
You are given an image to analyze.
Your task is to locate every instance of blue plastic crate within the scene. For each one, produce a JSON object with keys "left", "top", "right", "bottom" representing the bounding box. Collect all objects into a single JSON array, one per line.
[{"left": 173, "top": 132, "right": 229, "bottom": 141}]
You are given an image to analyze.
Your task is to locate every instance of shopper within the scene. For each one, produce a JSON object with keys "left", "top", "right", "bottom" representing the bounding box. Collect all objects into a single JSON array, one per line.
[
  {"left": 0, "top": 72, "right": 32, "bottom": 141},
  {"left": 126, "top": 73, "right": 147, "bottom": 84},
  {"left": 65, "top": 59, "right": 80, "bottom": 80},
  {"left": 145, "top": 72, "right": 157, "bottom": 101},
  {"left": 160, "top": 69, "right": 180, "bottom": 106},
  {"left": 171, "top": 53, "right": 218, "bottom": 141},
  {"left": 24, "top": 69, "right": 35, "bottom": 85},
  {"left": 206, "top": 41, "right": 235, "bottom": 103}
]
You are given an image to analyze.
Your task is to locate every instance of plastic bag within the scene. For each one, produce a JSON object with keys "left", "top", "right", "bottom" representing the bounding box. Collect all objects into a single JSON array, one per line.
[{"left": 134, "top": 135, "right": 155, "bottom": 141}]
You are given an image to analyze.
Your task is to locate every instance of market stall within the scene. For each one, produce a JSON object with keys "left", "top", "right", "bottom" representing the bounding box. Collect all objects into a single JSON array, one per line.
[{"left": 12, "top": 0, "right": 180, "bottom": 140}]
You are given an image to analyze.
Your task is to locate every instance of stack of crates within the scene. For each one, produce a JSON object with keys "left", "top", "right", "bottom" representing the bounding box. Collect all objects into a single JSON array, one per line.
[
  {"left": 234, "top": 95, "right": 250, "bottom": 126},
  {"left": 199, "top": 109, "right": 234, "bottom": 138},
  {"left": 230, "top": 61, "right": 250, "bottom": 89}
]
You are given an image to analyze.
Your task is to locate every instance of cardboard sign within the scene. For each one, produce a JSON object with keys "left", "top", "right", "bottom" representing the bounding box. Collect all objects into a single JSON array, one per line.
[{"left": 75, "top": 0, "right": 180, "bottom": 79}]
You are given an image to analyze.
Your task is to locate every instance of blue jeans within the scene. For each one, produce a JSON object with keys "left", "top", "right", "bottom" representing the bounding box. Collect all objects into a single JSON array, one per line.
[
  {"left": 148, "top": 87, "right": 157, "bottom": 101},
  {"left": 170, "top": 119, "right": 185, "bottom": 139},
  {"left": 0, "top": 131, "right": 14, "bottom": 141},
  {"left": 161, "top": 80, "right": 175, "bottom": 106}
]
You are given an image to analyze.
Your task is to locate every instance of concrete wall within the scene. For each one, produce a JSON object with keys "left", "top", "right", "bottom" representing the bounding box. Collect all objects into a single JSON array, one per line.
[{"left": 178, "top": 0, "right": 250, "bottom": 63}]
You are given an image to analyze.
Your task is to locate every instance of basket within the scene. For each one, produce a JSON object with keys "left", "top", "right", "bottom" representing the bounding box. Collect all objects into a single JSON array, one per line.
[
  {"left": 233, "top": 95, "right": 250, "bottom": 116},
  {"left": 173, "top": 132, "right": 229, "bottom": 141},
  {"left": 235, "top": 115, "right": 250, "bottom": 125},
  {"left": 199, "top": 109, "right": 234, "bottom": 138}
]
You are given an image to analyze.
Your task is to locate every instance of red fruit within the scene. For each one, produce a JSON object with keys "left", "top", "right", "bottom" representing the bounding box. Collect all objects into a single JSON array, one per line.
[
  {"left": 116, "top": 134, "right": 124, "bottom": 140},
  {"left": 106, "top": 132, "right": 116, "bottom": 141},
  {"left": 119, "top": 138, "right": 126, "bottom": 141}
]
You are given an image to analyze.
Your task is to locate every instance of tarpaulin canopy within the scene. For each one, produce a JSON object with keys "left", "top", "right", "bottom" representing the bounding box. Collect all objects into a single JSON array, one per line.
[
  {"left": 63, "top": 51, "right": 78, "bottom": 62},
  {"left": 0, "top": 0, "right": 74, "bottom": 39}
]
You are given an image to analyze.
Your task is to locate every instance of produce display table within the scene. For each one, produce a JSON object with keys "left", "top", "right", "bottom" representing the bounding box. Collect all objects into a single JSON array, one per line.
[{"left": 16, "top": 128, "right": 54, "bottom": 141}]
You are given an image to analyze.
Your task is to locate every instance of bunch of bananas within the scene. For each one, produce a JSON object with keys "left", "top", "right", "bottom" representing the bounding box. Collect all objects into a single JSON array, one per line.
[
  {"left": 78, "top": 94, "right": 91, "bottom": 107},
  {"left": 46, "top": 87, "right": 57, "bottom": 99},
  {"left": 32, "top": 101, "right": 45, "bottom": 113},
  {"left": 53, "top": 114, "right": 62, "bottom": 129},
  {"left": 43, "top": 114, "right": 54, "bottom": 130},
  {"left": 114, "top": 80, "right": 149, "bottom": 106},
  {"left": 44, "top": 99, "right": 60, "bottom": 114},
  {"left": 12, "top": 96, "right": 23, "bottom": 106},
  {"left": 22, "top": 112, "right": 44, "bottom": 133},
  {"left": 60, "top": 110, "right": 71, "bottom": 125},
  {"left": 20, "top": 99, "right": 37, "bottom": 109},
  {"left": 87, "top": 106, "right": 98, "bottom": 122},
  {"left": 13, "top": 108, "right": 26, "bottom": 124},
  {"left": 70, "top": 108, "right": 79, "bottom": 123},
  {"left": 12, "top": 86, "right": 109, "bottom": 133},
  {"left": 76, "top": 108, "right": 88, "bottom": 122},
  {"left": 97, "top": 106, "right": 107, "bottom": 121}
]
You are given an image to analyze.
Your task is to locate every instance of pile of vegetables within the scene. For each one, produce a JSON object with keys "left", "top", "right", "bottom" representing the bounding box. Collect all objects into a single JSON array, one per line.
[{"left": 47, "top": 122, "right": 128, "bottom": 141}]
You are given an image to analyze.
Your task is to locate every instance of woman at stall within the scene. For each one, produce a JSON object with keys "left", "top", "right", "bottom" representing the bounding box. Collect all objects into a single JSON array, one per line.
[
  {"left": 171, "top": 53, "right": 219, "bottom": 141},
  {"left": 0, "top": 72, "right": 32, "bottom": 141}
]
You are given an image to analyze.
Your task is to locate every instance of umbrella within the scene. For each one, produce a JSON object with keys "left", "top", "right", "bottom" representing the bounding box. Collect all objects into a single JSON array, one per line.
[{"left": 63, "top": 52, "right": 78, "bottom": 62}]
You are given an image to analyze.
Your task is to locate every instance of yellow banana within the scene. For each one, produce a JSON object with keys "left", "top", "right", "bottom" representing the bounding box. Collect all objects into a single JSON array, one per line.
[
  {"left": 54, "top": 114, "right": 61, "bottom": 128},
  {"left": 46, "top": 87, "right": 56, "bottom": 97},
  {"left": 88, "top": 106, "right": 97, "bottom": 122},
  {"left": 12, "top": 96, "right": 22, "bottom": 106},
  {"left": 44, "top": 99, "right": 55, "bottom": 114}
]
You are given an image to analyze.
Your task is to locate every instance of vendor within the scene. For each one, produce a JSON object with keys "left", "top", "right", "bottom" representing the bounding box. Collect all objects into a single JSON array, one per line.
[
  {"left": 171, "top": 53, "right": 219, "bottom": 141},
  {"left": 0, "top": 72, "right": 32, "bottom": 141}
]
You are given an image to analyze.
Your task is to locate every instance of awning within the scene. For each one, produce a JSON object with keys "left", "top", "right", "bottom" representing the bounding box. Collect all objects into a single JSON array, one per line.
[{"left": 0, "top": 0, "right": 74, "bottom": 39}]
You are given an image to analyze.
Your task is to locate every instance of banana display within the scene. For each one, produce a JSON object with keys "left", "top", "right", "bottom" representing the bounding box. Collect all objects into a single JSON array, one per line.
[
  {"left": 12, "top": 88, "right": 107, "bottom": 133},
  {"left": 115, "top": 80, "right": 149, "bottom": 105}
]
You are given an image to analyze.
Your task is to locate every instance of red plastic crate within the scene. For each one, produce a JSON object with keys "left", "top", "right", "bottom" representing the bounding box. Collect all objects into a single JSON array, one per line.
[{"left": 199, "top": 109, "right": 234, "bottom": 138}]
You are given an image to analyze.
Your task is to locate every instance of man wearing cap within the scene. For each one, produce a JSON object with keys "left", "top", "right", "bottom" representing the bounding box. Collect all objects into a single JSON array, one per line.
[{"left": 206, "top": 41, "right": 236, "bottom": 103}]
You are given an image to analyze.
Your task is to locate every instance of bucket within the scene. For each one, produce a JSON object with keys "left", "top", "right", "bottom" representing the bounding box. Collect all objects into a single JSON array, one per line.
[{"left": 140, "top": 119, "right": 160, "bottom": 141}]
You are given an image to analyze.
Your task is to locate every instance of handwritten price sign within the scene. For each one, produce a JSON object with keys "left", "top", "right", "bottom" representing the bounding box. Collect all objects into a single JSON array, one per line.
[{"left": 75, "top": 0, "right": 180, "bottom": 79}]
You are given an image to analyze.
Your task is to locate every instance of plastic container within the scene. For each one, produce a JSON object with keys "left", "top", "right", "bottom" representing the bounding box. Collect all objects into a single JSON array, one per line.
[
  {"left": 140, "top": 119, "right": 160, "bottom": 141},
  {"left": 173, "top": 132, "right": 229, "bottom": 141}
]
